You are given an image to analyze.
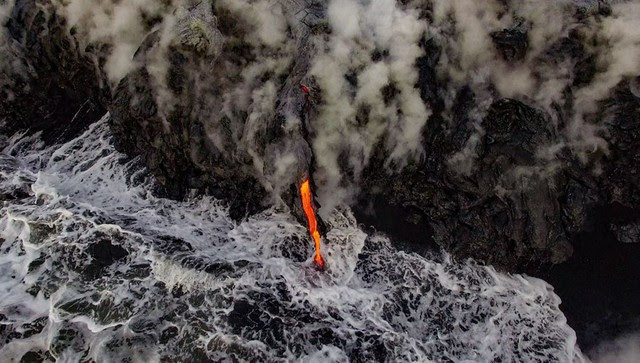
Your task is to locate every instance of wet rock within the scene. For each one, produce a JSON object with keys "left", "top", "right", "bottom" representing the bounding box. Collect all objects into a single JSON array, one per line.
[
  {"left": 20, "top": 350, "right": 54, "bottom": 363},
  {"left": 50, "top": 325, "right": 85, "bottom": 359},
  {"left": 154, "top": 235, "right": 195, "bottom": 255},
  {"left": 308, "top": 327, "right": 345, "bottom": 348},
  {"left": 0, "top": 1, "right": 283, "bottom": 222},
  {"left": 129, "top": 317, "right": 158, "bottom": 334},
  {"left": 27, "top": 255, "right": 46, "bottom": 273},
  {"left": 160, "top": 326, "right": 179, "bottom": 345},
  {"left": 227, "top": 297, "right": 289, "bottom": 353},
  {"left": 28, "top": 222, "right": 57, "bottom": 246},
  {"left": 226, "top": 285, "right": 327, "bottom": 355},
  {"left": 4, "top": 316, "right": 48, "bottom": 341},
  {"left": 1, "top": 0, "right": 318, "bottom": 223},
  {"left": 354, "top": 75, "right": 640, "bottom": 346},
  {"left": 84, "top": 239, "right": 128, "bottom": 279},
  {"left": 610, "top": 221, "right": 640, "bottom": 244},
  {"left": 279, "top": 235, "right": 313, "bottom": 262},
  {"left": 2, "top": 0, "right": 640, "bottom": 355},
  {"left": 0, "top": 186, "right": 31, "bottom": 201},
  {"left": 348, "top": 334, "right": 387, "bottom": 363},
  {"left": 228, "top": 299, "right": 268, "bottom": 333},
  {"left": 2, "top": 0, "right": 639, "bottom": 280}
]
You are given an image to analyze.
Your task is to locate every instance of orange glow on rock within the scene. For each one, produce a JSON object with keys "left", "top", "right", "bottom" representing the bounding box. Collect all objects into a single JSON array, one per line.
[{"left": 299, "top": 178, "right": 325, "bottom": 269}]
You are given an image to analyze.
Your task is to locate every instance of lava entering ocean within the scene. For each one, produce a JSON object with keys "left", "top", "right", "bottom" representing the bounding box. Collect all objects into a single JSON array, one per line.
[{"left": 299, "top": 178, "right": 325, "bottom": 269}]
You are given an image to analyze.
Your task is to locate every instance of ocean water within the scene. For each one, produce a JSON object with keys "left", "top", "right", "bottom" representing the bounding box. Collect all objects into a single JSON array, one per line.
[{"left": 0, "top": 115, "right": 585, "bottom": 362}]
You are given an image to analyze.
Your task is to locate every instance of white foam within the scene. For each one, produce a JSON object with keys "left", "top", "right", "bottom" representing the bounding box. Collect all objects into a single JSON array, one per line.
[{"left": 0, "top": 114, "right": 586, "bottom": 361}]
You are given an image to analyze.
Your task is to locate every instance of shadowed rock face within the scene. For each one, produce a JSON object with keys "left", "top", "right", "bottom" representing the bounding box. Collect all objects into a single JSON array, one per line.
[
  {"left": 0, "top": 0, "right": 323, "bottom": 222},
  {"left": 491, "top": 27, "right": 529, "bottom": 63},
  {"left": 108, "top": 2, "right": 319, "bottom": 220},
  {"left": 602, "top": 80, "right": 640, "bottom": 210},
  {"left": 0, "top": 0, "right": 106, "bottom": 144},
  {"left": 105, "top": 4, "right": 265, "bottom": 218},
  {"left": 1, "top": 0, "right": 640, "bottom": 274},
  {"left": 3, "top": 0, "right": 640, "bottom": 351},
  {"left": 355, "top": 98, "right": 572, "bottom": 273},
  {"left": 355, "top": 76, "right": 640, "bottom": 274},
  {"left": 109, "top": 44, "right": 272, "bottom": 219}
]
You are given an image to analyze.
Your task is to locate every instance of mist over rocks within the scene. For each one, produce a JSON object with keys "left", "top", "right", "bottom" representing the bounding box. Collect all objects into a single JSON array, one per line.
[
  {"left": 0, "top": 0, "right": 107, "bottom": 144},
  {"left": 2, "top": 0, "right": 640, "bottom": 354},
  {"left": 356, "top": 98, "right": 573, "bottom": 273},
  {"left": 2, "top": 1, "right": 640, "bottom": 344}
]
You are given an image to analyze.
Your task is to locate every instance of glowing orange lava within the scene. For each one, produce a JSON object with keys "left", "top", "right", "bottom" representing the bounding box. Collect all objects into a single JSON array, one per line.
[{"left": 299, "top": 179, "right": 325, "bottom": 269}]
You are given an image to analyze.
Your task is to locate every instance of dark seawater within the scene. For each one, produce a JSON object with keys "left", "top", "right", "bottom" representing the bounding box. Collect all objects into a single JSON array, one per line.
[
  {"left": 0, "top": 116, "right": 584, "bottom": 361},
  {"left": 542, "top": 204, "right": 640, "bottom": 353}
]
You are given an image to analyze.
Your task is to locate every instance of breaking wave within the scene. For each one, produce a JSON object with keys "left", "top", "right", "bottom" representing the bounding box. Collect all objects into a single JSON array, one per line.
[{"left": 0, "top": 115, "right": 585, "bottom": 362}]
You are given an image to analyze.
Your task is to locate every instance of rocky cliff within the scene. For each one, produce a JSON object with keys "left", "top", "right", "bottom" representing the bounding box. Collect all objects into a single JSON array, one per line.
[{"left": 2, "top": 0, "right": 640, "bottom": 278}]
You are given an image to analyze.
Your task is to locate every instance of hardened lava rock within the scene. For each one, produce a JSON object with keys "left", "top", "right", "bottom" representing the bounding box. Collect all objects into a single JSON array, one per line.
[
  {"left": 0, "top": 0, "right": 106, "bottom": 144},
  {"left": 2, "top": 0, "right": 640, "bottom": 276},
  {"left": 356, "top": 98, "right": 572, "bottom": 273}
]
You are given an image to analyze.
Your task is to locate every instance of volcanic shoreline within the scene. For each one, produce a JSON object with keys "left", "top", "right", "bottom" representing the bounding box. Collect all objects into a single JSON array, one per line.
[{"left": 2, "top": 0, "right": 640, "bottom": 355}]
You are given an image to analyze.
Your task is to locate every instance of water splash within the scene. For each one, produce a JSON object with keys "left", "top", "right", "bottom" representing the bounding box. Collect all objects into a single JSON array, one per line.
[{"left": 0, "top": 115, "right": 586, "bottom": 362}]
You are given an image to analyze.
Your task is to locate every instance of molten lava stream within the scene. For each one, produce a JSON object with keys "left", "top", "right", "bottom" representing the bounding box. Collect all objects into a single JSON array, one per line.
[{"left": 299, "top": 179, "right": 325, "bottom": 269}]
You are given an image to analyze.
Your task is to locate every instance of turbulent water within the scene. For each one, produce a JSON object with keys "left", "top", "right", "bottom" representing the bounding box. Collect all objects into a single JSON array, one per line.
[{"left": 0, "top": 115, "right": 585, "bottom": 362}]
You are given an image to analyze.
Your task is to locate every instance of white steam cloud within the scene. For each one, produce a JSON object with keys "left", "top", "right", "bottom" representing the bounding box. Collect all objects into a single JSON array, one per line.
[
  {"left": 310, "top": 0, "right": 429, "bottom": 214},
  {"left": 568, "top": 1, "right": 640, "bottom": 162},
  {"left": 5, "top": 0, "right": 640, "bottom": 214},
  {"left": 58, "top": 0, "right": 172, "bottom": 85},
  {"left": 431, "top": 0, "right": 640, "bottom": 182},
  {"left": 218, "top": 0, "right": 289, "bottom": 48}
]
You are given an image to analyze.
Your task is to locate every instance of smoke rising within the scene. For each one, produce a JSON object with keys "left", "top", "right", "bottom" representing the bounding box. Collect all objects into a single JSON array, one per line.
[
  {"left": 218, "top": 0, "right": 289, "bottom": 48},
  {"left": 568, "top": 1, "right": 640, "bottom": 162},
  {"left": 58, "top": 0, "right": 171, "bottom": 85},
  {"left": 3, "top": 2, "right": 640, "bottom": 359},
  {"left": 4, "top": 0, "right": 640, "bottom": 213},
  {"left": 310, "top": 0, "right": 429, "bottom": 214}
]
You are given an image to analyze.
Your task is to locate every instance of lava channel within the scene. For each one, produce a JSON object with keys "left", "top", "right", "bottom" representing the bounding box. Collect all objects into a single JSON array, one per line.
[{"left": 299, "top": 178, "right": 325, "bottom": 269}]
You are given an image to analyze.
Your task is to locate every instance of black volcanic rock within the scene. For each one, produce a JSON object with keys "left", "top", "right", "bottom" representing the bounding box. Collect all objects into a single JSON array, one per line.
[
  {"left": 357, "top": 98, "right": 574, "bottom": 273},
  {"left": 0, "top": 0, "right": 106, "bottom": 144},
  {"left": 2, "top": 0, "right": 640, "bottom": 353},
  {"left": 1, "top": 0, "right": 639, "bottom": 275},
  {"left": 491, "top": 26, "right": 529, "bottom": 63},
  {"left": 108, "top": 3, "right": 317, "bottom": 220},
  {"left": 595, "top": 78, "right": 640, "bottom": 246},
  {"left": 110, "top": 50, "right": 269, "bottom": 219},
  {"left": 601, "top": 79, "right": 640, "bottom": 208}
]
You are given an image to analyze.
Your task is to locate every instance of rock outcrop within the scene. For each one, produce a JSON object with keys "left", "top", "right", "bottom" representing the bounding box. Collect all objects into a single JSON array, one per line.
[
  {"left": 355, "top": 98, "right": 572, "bottom": 273},
  {"left": 0, "top": 0, "right": 106, "bottom": 144},
  {"left": 1, "top": 0, "right": 640, "bottom": 275},
  {"left": 109, "top": 1, "right": 319, "bottom": 220}
]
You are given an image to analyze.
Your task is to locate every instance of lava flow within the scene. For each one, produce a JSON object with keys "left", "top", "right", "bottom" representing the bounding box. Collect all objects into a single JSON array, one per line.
[{"left": 299, "top": 178, "right": 325, "bottom": 269}]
